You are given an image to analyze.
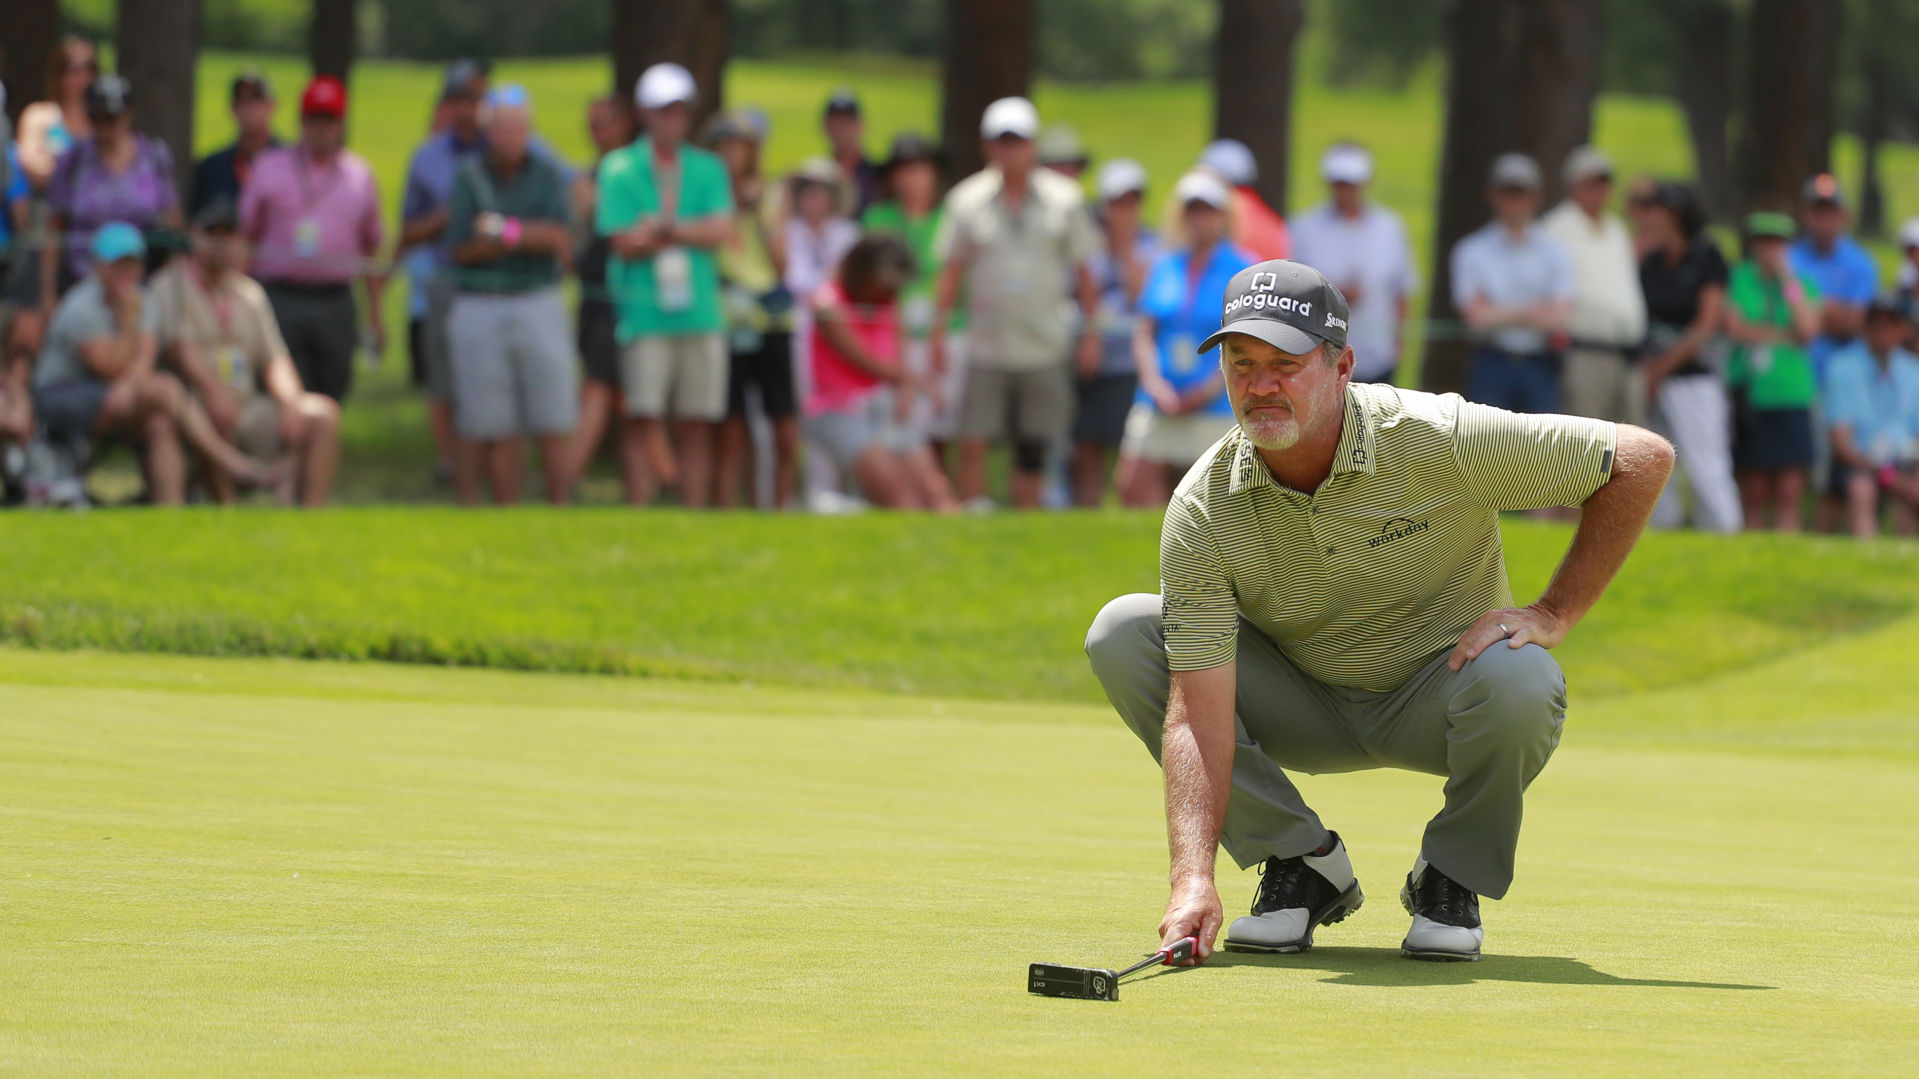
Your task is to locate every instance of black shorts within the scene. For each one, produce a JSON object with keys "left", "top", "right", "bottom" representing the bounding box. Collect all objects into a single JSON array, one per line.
[
  {"left": 1733, "top": 406, "right": 1815, "bottom": 473},
  {"left": 1072, "top": 371, "right": 1137, "bottom": 447},
  {"left": 726, "top": 331, "right": 796, "bottom": 420},
  {"left": 577, "top": 299, "right": 621, "bottom": 387},
  {"left": 36, "top": 377, "right": 110, "bottom": 439},
  {"left": 407, "top": 316, "right": 427, "bottom": 388}
]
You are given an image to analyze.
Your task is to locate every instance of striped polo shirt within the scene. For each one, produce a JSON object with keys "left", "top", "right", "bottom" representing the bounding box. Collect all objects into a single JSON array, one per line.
[{"left": 1160, "top": 381, "right": 1617, "bottom": 691}]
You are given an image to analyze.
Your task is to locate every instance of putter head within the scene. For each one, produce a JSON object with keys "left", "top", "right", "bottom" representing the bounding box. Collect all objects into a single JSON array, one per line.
[{"left": 1027, "top": 963, "right": 1121, "bottom": 1001}]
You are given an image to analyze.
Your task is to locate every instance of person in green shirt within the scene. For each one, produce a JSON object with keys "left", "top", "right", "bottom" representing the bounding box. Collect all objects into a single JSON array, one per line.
[
  {"left": 596, "top": 63, "right": 736, "bottom": 509},
  {"left": 861, "top": 133, "right": 951, "bottom": 448},
  {"left": 1726, "top": 211, "right": 1824, "bottom": 531}
]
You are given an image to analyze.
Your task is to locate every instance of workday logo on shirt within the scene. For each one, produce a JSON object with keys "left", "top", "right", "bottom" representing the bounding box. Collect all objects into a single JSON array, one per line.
[{"left": 1368, "top": 517, "right": 1430, "bottom": 549}]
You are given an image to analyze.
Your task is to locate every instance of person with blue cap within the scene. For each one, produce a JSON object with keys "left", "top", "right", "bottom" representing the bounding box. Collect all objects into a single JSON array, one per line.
[{"left": 33, "top": 222, "right": 282, "bottom": 504}]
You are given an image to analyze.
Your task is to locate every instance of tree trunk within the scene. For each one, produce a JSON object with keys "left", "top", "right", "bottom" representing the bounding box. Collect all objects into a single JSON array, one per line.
[
  {"left": 1420, "top": 0, "right": 1604, "bottom": 395},
  {"left": 610, "top": 0, "right": 730, "bottom": 131},
  {"left": 310, "top": 0, "right": 357, "bottom": 85},
  {"left": 1735, "top": 0, "right": 1842, "bottom": 213},
  {"left": 116, "top": 0, "right": 201, "bottom": 196},
  {"left": 1, "top": 0, "right": 61, "bottom": 127},
  {"left": 939, "top": 0, "right": 1036, "bottom": 181},
  {"left": 1213, "top": 0, "right": 1305, "bottom": 214},
  {"left": 1671, "top": 1, "right": 1737, "bottom": 222},
  {"left": 1858, "top": 3, "right": 1889, "bottom": 237}
]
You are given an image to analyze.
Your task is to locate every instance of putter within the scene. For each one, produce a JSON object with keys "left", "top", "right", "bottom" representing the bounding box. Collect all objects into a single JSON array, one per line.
[{"left": 1027, "top": 936, "right": 1197, "bottom": 1001}]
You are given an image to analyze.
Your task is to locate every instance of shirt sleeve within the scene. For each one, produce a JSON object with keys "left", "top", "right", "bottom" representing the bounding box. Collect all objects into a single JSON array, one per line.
[
  {"left": 45, "top": 146, "right": 77, "bottom": 215},
  {"left": 930, "top": 191, "right": 964, "bottom": 264},
  {"left": 1064, "top": 201, "right": 1099, "bottom": 267},
  {"left": 400, "top": 153, "right": 430, "bottom": 222},
  {"left": 1823, "top": 358, "right": 1866, "bottom": 432},
  {"left": 1543, "top": 236, "right": 1576, "bottom": 302},
  {"left": 1449, "top": 237, "right": 1480, "bottom": 309},
  {"left": 535, "top": 161, "right": 571, "bottom": 223},
  {"left": 687, "top": 156, "right": 734, "bottom": 220},
  {"left": 358, "top": 167, "right": 383, "bottom": 253},
  {"left": 1451, "top": 398, "right": 1619, "bottom": 510},
  {"left": 148, "top": 139, "right": 179, "bottom": 217},
  {"left": 595, "top": 154, "right": 637, "bottom": 235},
  {"left": 444, "top": 167, "right": 478, "bottom": 251},
  {"left": 1158, "top": 496, "right": 1239, "bottom": 671},
  {"left": 1847, "top": 249, "right": 1880, "bottom": 303},
  {"left": 238, "top": 158, "right": 268, "bottom": 240}
]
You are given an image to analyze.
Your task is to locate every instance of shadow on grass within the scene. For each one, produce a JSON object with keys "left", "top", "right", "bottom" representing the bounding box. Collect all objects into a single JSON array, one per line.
[{"left": 1131, "top": 947, "right": 1773, "bottom": 991}]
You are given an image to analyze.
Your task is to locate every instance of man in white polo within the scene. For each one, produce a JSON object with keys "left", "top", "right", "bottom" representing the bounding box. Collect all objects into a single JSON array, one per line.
[{"left": 1084, "top": 260, "right": 1673, "bottom": 962}]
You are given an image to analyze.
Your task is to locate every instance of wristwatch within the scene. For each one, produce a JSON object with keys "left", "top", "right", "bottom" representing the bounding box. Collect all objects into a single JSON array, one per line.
[{"left": 477, "top": 212, "right": 506, "bottom": 240}]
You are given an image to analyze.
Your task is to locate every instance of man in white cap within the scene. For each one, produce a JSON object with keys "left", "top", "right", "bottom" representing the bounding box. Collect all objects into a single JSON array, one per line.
[
  {"left": 929, "top": 96, "right": 1100, "bottom": 510},
  {"left": 1450, "top": 153, "right": 1574, "bottom": 414},
  {"left": 1072, "top": 158, "right": 1158, "bottom": 506},
  {"left": 1196, "top": 138, "right": 1289, "bottom": 262},
  {"left": 1540, "top": 146, "right": 1646, "bottom": 422},
  {"left": 1289, "top": 143, "right": 1417, "bottom": 384},
  {"left": 597, "top": 62, "right": 736, "bottom": 508}
]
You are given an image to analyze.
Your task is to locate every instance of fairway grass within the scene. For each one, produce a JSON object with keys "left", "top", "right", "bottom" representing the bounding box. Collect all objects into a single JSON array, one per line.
[{"left": 5, "top": 620, "right": 1916, "bottom": 1076}]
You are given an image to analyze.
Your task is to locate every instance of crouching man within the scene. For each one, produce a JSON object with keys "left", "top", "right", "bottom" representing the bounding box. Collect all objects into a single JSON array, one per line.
[{"left": 1085, "top": 260, "right": 1672, "bottom": 963}]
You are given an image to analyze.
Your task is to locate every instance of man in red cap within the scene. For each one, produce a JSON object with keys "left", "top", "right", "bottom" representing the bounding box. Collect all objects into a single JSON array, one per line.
[{"left": 240, "top": 75, "right": 386, "bottom": 404}]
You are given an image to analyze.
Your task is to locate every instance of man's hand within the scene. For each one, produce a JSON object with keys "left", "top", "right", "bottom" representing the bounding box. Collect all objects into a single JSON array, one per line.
[
  {"left": 1447, "top": 604, "right": 1568, "bottom": 671},
  {"left": 1158, "top": 878, "right": 1222, "bottom": 965}
]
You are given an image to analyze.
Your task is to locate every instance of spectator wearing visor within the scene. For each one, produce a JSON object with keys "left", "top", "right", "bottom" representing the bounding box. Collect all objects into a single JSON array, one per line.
[
  {"left": 1727, "top": 211, "right": 1823, "bottom": 532},
  {"left": 822, "top": 88, "right": 879, "bottom": 216},
  {"left": 1451, "top": 152, "right": 1574, "bottom": 414},
  {"left": 1824, "top": 297, "right": 1919, "bottom": 538},
  {"left": 241, "top": 75, "right": 386, "bottom": 405},
  {"left": 930, "top": 96, "right": 1100, "bottom": 510},
  {"left": 34, "top": 222, "right": 281, "bottom": 504},
  {"left": 598, "top": 62, "right": 737, "bottom": 509},
  {"left": 1071, "top": 157, "right": 1157, "bottom": 507},
  {"left": 1540, "top": 146, "right": 1646, "bottom": 423},
  {"left": 1290, "top": 143, "right": 1417, "bottom": 384},
  {"left": 1117, "top": 170, "right": 1256, "bottom": 508},
  {"left": 443, "top": 84, "right": 579, "bottom": 507},
  {"left": 399, "top": 58, "right": 492, "bottom": 501},
  {"left": 189, "top": 71, "right": 282, "bottom": 219},
  {"left": 150, "top": 199, "right": 341, "bottom": 506},
  {"left": 42, "top": 74, "right": 183, "bottom": 310}
]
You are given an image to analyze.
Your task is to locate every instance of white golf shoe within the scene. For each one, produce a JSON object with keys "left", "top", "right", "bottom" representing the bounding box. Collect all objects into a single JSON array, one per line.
[
  {"left": 1222, "top": 832, "right": 1364, "bottom": 954},
  {"left": 1399, "top": 856, "right": 1484, "bottom": 962}
]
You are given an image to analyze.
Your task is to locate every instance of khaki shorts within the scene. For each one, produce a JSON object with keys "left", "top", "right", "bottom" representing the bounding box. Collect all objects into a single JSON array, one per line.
[
  {"left": 621, "top": 332, "right": 728, "bottom": 421},
  {"left": 234, "top": 395, "right": 285, "bottom": 458},
  {"left": 958, "top": 363, "right": 1072, "bottom": 443},
  {"left": 1119, "top": 404, "right": 1235, "bottom": 466}
]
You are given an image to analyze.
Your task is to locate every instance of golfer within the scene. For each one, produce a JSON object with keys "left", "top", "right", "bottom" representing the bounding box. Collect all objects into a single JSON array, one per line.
[{"left": 1085, "top": 260, "right": 1672, "bottom": 963}]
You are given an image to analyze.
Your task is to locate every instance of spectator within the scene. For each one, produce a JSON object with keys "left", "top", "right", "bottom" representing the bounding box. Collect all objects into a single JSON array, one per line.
[
  {"left": 149, "top": 199, "right": 341, "bottom": 506},
  {"left": 564, "top": 95, "right": 640, "bottom": 496},
  {"left": 41, "top": 75, "right": 183, "bottom": 311},
  {"left": 1790, "top": 173, "right": 1877, "bottom": 383},
  {"left": 1116, "top": 171, "right": 1255, "bottom": 508},
  {"left": 1290, "top": 143, "right": 1417, "bottom": 383},
  {"left": 443, "top": 85, "right": 578, "bottom": 507},
  {"left": 1038, "top": 125, "right": 1090, "bottom": 180},
  {"left": 821, "top": 88, "right": 878, "bottom": 216},
  {"left": 1197, "top": 138, "right": 1288, "bottom": 261},
  {"left": 1623, "top": 175, "right": 1662, "bottom": 259},
  {"left": 805, "top": 233, "right": 956, "bottom": 511},
  {"left": 1541, "top": 146, "right": 1646, "bottom": 422},
  {"left": 1727, "top": 211, "right": 1823, "bottom": 532},
  {"left": 399, "top": 59, "right": 491, "bottom": 502},
  {"left": 188, "top": 72, "right": 281, "bottom": 219},
  {"left": 1451, "top": 152, "right": 1574, "bottom": 414},
  {"left": 929, "top": 96, "right": 1100, "bottom": 510},
  {"left": 1896, "top": 217, "right": 1919, "bottom": 341},
  {"left": 598, "top": 62, "right": 736, "bottom": 509},
  {"left": 241, "top": 75, "right": 385, "bottom": 404},
  {"left": 1636, "top": 181, "right": 1740, "bottom": 533},
  {"left": 783, "top": 158, "right": 860, "bottom": 302},
  {"left": 1826, "top": 298, "right": 1919, "bottom": 538},
  {"left": 862, "top": 134, "right": 952, "bottom": 452},
  {"left": 33, "top": 222, "right": 279, "bottom": 504},
  {"left": 15, "top": 36, "right": 96, "bottom": 191},
  {"left": 1072, "top": 158, "right": 1156, "bottom": 507},
  {"left": 708, "top": 110, "right": 799, "bottom": 510}
]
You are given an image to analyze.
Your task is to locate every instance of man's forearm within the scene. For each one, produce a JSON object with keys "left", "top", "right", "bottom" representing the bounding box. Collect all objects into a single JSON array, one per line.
[
  {"left": 1535, "top": 425, "right": 1674, "bottom": 629},
  {"left": 930, "top": 261, "right": 962, "bottom": 344},
  {"left": 1162, "top": 666, "right": 1236, "bottom": 885}
]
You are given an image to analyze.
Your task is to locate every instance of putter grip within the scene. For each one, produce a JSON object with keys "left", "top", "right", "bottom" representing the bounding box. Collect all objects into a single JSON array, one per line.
[{"left": 1162, "top": 936, "right": 1197, "bottom": 963}]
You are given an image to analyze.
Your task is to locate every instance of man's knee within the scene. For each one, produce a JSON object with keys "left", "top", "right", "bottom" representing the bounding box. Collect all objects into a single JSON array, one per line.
[
  {"left": 1084, "top": 593, "right": 1163, "bottom": 662},
  {"left": 1456, "top": 642, "right": 1565, "bottom": 742}
]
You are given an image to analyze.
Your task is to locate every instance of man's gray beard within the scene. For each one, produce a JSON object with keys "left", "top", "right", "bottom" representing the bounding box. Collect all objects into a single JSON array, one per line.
[{"left": 1236, "top": 411, "right": 1301, "bottom": 450}]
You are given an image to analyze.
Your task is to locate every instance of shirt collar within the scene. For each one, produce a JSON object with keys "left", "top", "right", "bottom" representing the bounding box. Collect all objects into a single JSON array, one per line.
[{"left": 1225, "top": 384, "right": 1378, "bottom": 495}]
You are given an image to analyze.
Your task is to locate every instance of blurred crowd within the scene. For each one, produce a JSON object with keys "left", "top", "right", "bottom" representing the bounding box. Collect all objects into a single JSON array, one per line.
[{"left": 1, "top": 40, "right": 1916, "bottom": 536}]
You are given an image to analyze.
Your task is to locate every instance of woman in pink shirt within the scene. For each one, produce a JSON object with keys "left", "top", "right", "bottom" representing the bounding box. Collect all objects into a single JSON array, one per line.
[{"left": 805, "top": 235, "right": 956, "bottom": 511}]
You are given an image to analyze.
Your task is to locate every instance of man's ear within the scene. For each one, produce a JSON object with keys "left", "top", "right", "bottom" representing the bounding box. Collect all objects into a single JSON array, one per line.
[{"left": 1333, "top": 344, "right": 1357, "bottom": 378}]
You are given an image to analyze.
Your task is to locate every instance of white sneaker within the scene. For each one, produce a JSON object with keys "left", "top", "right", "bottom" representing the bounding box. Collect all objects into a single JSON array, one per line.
[
  {"left": 1399, "top": 856, "right": 1484, "bottom": 962},
  {"left": 1223, "top": 832, "right": 1364, "bottom": 954}
]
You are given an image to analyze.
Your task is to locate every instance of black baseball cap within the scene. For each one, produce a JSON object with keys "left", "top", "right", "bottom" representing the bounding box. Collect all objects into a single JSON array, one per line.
[
  {"left": 192, "top": 196, "right": 240, "bottom": 232},
  {"left": 1198, "top": 259, "right": 1351, "bottom": 356},
  {"left": 85, "top": 74, "right": 133, "bottom": 118},
  {"left": 824, "top": 88, "right": 860, "bottom": 117},
  {"left": 230, "top": 71, "right": 272, "bottom": 104},
  {"left": 882, "top": 132, "right": 939, "bottom": 171}
]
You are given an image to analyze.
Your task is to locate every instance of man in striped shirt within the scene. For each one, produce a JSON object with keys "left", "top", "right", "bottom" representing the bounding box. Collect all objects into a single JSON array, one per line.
[{"left": 1085, "top": 260, "right": 1673, "bottom": 963}]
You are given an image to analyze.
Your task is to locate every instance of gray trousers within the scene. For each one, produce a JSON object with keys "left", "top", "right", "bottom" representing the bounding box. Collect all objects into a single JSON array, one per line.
[{"left": 1084, "top": 594, "right": 1567, "bottom": 900}]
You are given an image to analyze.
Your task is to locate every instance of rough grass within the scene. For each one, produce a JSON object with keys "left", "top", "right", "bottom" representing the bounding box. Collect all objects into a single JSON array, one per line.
[{"left": 2, "top": 511, "right": 1916, "bottom": 702}]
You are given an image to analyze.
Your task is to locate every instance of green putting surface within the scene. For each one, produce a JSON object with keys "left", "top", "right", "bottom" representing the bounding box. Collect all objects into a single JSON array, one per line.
[{"left": 4, "top": 627, "right": 1915, "bottom": 1076}]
